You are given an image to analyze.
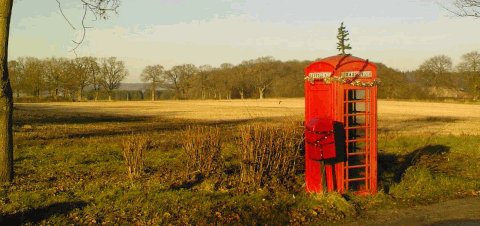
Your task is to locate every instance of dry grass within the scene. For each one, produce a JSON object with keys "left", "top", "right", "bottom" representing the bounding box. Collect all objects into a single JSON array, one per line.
[{"left": 15, "top": 98, "right": 480, "bottom": 135}]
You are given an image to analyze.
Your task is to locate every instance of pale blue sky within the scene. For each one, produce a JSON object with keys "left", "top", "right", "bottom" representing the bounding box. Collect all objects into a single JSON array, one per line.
[{"left": 9, "top": 0, "right": 478, "bottom": 82}]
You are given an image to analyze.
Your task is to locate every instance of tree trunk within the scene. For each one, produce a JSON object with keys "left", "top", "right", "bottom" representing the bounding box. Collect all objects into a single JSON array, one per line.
[
  {"left": 108, "top": 93, "right": 112, "bottom": 101},
  {"left": 0, "top": 0, "right": 14, "bottom": 182},
  {"left": 77, "top": 86, "right": 82, "bottom": 102},
  {"left": 94, "top": 90, "right": 99, "bottom": 101},
  {"left": 151, "top": 81, "right": 155, "bottom": 101},
  {"left": 239, "top": 90, "right": 244, "bottom": 99},
  {"left": 259, "top": 87, "right": 264, "bottom": 99}
]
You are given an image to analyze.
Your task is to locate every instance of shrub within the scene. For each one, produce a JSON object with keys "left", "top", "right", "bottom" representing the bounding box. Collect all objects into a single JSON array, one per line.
[
  {"left": 182, "top": 126, "right": 223, "bottom": 178},
  {"left": 122, "top": 134, "right": 151, "bottom": 178},
  {"left": 237, "top": 123, "right": 303, "bottom": 187}
]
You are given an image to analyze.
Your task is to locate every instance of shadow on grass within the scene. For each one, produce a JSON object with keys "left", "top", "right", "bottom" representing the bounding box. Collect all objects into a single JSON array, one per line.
[
  {"left": 14, "top": 112, "right": 154, "bottom": 127},
  {"left": 378, "top": 144, "right": 451, "bottom": 194},
  {"left": 0, "top": 201, "right": 88, "bottom": 225},
  {"left": 378, "top": 116, "right": 463, "bottom": 134},
  {"left": 14, "top": 102, "right": 294, "bottom": 141},
  {"left": 13, "top": 156, "right": 32, "bottom": 163},
  {"left": 169, "top": 172, "right": 205, "bottom": 190},
  {"left": 64, "top": 118, "right": 255, "bottom": 140}
]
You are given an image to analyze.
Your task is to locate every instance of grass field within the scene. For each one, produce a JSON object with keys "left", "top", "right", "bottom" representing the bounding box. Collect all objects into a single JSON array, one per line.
[{"left": 2, "top": 98, "right": 480, "bottom": 225}]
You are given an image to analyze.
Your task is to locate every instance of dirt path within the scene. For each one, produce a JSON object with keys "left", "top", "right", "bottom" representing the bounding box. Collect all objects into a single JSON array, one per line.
[{"left": 343, "top": 197, "right": 480, "bottom": 226}]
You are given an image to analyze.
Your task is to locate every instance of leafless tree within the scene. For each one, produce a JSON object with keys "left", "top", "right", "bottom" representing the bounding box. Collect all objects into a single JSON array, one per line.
[
  {"left": 7, "top": 60, "right": 22, "bottom": 98},
  {"left": 99, "top": 57, "right": 128, "bottom": 101},
  {"left": 457, "top": 51, "right": 480, "bottom": 100},
  {"left": 140, "top": 65, "right": 164, "bottom": 101},
  {"left": 166, "top": 64, "right": 197, "bottom": 100},
  {"left": 418, "top": 54, "right": 453, "bottom": 89},
  {"left": 81, "top": 56, "right": 101, "bottom": 101},
  {"left": 196, "top": 64, "right": 213, "bottom": 100},
  {"left": 251, "top": 56, "right": 279, "bottom": 99},
  {"left": 19, "top": 57, "right": 45, "bottom": 98},
  {"left": 73, "top": 57, "right": 92, "bottom": 101},
  {"left": 43, "top": 57, "right": 64, "bottom": 99}
]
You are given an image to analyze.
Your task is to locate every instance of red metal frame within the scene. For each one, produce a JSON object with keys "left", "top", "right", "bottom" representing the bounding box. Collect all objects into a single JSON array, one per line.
[{"left": 304, "top": 55, "right": 377, "bottom": 195}]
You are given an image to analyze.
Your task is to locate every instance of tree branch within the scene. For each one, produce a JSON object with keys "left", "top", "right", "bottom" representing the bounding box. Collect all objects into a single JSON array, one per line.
[
  {"left": 55, "top": 0, "right": 121, "bottom": 56},
  {"left": 69, "top": 4, "right": 89, "bottom": 56},
  {"left": 55, "top": 0, "right": 76, "bottom": 30}
]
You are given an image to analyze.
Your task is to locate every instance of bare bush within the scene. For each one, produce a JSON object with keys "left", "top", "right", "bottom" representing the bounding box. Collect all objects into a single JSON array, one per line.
[
  {"left": 237, "top": 122, "right": 303, "bottom": 187},
  {"left": 182, "top": 126, "right": 223, "bottom": 178},
  {"left": 122, "top": 134, "right": 150, "bottom": 178}
]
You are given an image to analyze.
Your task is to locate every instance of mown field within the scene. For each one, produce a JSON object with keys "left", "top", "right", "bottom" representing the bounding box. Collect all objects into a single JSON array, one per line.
[{"left": 1, "top": 98, "right": 480, "bottom": 225}]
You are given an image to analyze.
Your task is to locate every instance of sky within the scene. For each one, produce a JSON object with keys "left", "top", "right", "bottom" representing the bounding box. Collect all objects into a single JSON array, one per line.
[{"left": 8, "top": 0, "right": 480, "bottom": 83}]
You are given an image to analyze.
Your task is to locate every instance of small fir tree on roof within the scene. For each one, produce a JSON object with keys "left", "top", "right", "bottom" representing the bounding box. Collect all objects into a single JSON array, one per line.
[{"left": 336, "top": 22, "right": 352, "bottom": 55}]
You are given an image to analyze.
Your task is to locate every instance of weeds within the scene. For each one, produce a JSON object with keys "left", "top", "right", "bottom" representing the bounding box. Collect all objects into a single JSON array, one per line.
[{"left": 122, "top": 134, "right": 150, "bottom": 178}]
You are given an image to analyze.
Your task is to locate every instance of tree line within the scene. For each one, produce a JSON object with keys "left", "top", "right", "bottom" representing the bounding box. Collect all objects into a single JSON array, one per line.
[
  {"left": 376, "top": 51, "right": 480, "bottom": 101},
  {"left": 9, "top": 52, "right": 480, "bottom": 102},
  {"left": 9, "top": 56, "right": 128, "bottom": 101},
  {"left": 154, "top": 56, "right": 311, "bottom": 100}
]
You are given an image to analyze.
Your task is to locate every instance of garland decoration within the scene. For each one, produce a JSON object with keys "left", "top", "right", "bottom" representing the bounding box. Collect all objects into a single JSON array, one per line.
[
  {"left": 305, "top": 76, "right": 380, "bottom": 87},
  {"left": 305, "top": 55, "right": 380, "bottom": 87}
]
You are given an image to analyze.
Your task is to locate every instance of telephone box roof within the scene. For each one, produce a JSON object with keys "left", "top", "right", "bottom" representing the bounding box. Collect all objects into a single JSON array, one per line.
[
  {"left": 316, "top": 55, "right": 377, "bottom": 69},
  {"left": 304, "top": 54, "right": 377, "bottom": 79}
]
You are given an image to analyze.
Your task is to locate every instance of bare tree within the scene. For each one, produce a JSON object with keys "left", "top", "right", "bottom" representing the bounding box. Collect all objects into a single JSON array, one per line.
[
  {"left": 232, "top": 60, "right": 254, "bottom": 99},
  {"left": 99, "top": 57, "right": 128, "bottom": 101},
  {"left": 251, "top": 56, "right": 279, "bottom": 99},
  {"left": 83, "top": 56, "right": 102, "bottom": 101},
  {"left": 7, "top": 60, "right": 22, "bottom": 98},
  {"left": 457, "top": 51, "right": 480, "bottom": 100},
  {"left": 418, "top": 54, "right": 453, "bottom": 89},
  {"left": 72, "top": 57, "right": 92, "bottom": 101},
  {"left": 0, "top": 0, "right": 122, "bottom": 182},
  {"left": 196, "top": 64, "right": 213, "bottom": 100},
  {"left": 166, "top": 64, "right": 196, "bottom": 100},
  {"left": 218, "top": 63, "right": 234, "bottom": 99},
  {"left": 43, "top": 57, "right": 65, "bottom": 99},
  {"left": 19, "top": 57, "right": 44, "bottom": 98},
  {"left": 140, "top": 65, "right": 164, "bottom": 101},
  {"left": 439, "top": 0, "right": 480, "bottom": 18}
]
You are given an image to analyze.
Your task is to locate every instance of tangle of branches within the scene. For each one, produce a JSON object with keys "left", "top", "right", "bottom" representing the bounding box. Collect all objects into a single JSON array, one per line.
[
  {"left": 438, "top": 0, "right": 480, "bottom": 18},
  {"left": 55, "top": 0, "right": 121, "bottom": 56}
]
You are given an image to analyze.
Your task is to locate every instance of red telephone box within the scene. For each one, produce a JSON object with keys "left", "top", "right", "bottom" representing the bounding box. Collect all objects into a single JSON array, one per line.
[{"left": 304, "top": 54, "right": 378, "bottom": 195}]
